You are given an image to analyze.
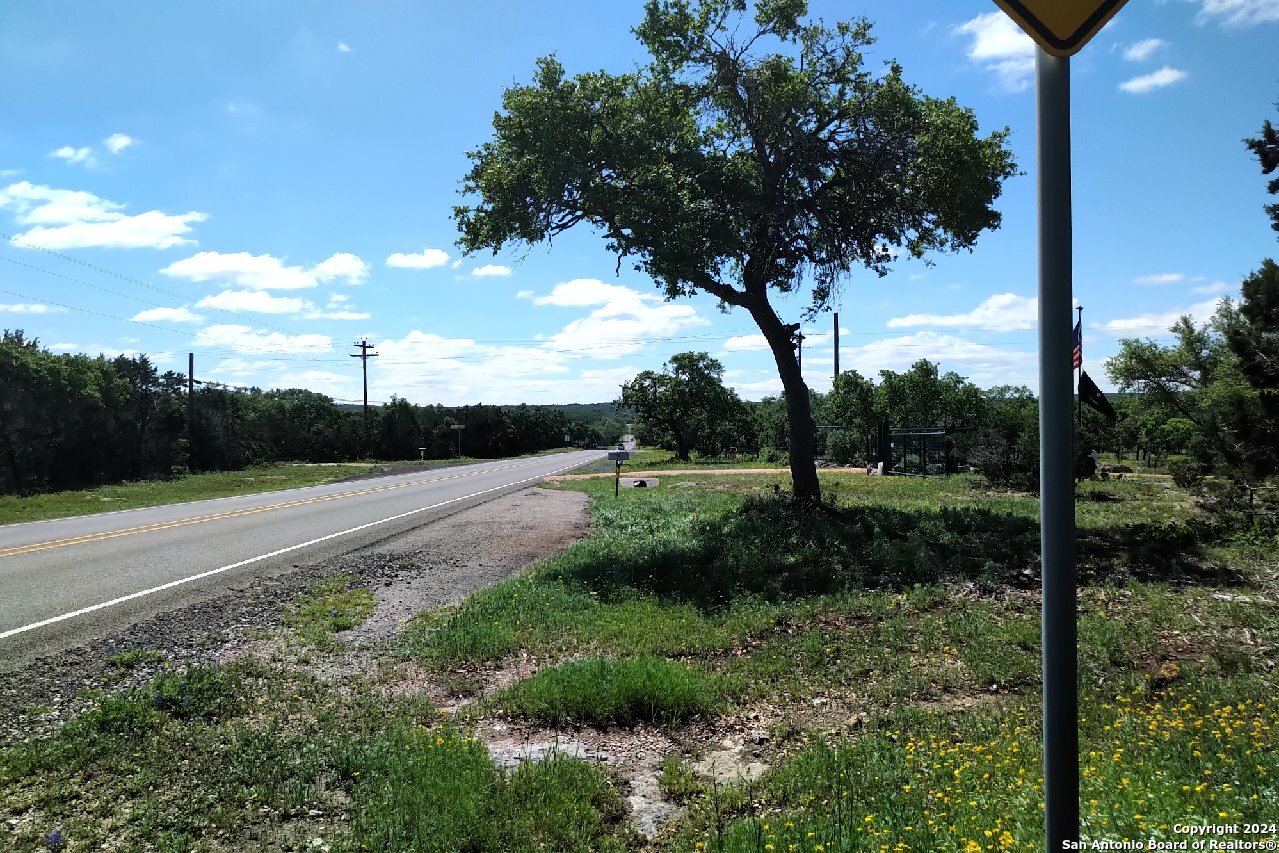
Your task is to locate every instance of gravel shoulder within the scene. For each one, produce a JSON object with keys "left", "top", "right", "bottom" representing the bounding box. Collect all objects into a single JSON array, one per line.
[{"left": 0, "top": 486, "right": 591, "bottom": 746}]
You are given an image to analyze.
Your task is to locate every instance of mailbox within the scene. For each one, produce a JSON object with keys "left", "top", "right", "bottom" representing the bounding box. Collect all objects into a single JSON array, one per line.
[{"left": 607, "top": 451, "right": 631, "bottom": 462}]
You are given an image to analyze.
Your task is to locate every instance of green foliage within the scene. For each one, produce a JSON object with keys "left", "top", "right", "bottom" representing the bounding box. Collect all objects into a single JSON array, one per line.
[
  {"left": 283, "top": 576, "right": 376, "bottom": 648},
  {"left": 454, "top": 0, "right": 1016, "bottom": 499},
  {"left": 0, "top": 331, "right": 599, "bottom": 496},
  {"left": 1244, "top": 102, "right": 1279, "bottom": 234},
  {"left": 349, "top": 724, "right": 631, "bottom": 852},
  {"left": 621, "top": 352, "right": 753, "bottom": 460},
  {"left": 676, "top": 675, "right": 1279, "bottom": 852},
  {"left": 492, "top": 656, "right": 719, "bottom": 726}
]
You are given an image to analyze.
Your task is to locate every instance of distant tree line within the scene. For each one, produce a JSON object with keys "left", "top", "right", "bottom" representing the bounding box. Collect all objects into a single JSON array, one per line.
[{"left": 0, "top": 330, "right": 624, "bottom": 496}]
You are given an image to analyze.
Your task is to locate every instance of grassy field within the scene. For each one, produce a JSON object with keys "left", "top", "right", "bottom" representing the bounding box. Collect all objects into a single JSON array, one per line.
[
  {"left": 570, "top": 447, "right": 795, "bottom": 475},
  {"left": 2, "top": 471, "right": 1275, "bottom": 851}
]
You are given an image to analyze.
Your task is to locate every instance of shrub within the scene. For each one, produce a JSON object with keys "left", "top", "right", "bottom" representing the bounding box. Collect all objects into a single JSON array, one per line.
[{"left": 493, "top": 656, "right": 718, "bottom": 726}]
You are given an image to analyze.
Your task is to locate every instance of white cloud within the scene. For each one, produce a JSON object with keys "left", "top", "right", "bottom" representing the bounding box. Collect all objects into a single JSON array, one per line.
[
  {"left": 844, "top": 332, "right": 1037, "bottom": 390},
  {"left": 1191, "top": 280, "right": 1235, "bottom": 295},
  {"left": 310, "top": 310, "right": 371, "bottom": 321},
  {"left": 1120, "top": 66, "right": 1188, "bottom": 94},
  {"left": 194, "top": 324, "right": 333, "bottom": 354},
  {"left": 886, "top": 292, "right": 1037, "bottom": 331},
  {"left": 208, "top": 357, "right": 287, "bottom": 378},
  {"left": 724, "top": 334, "right": 770, "bottom": 352},
  {"left": 103, "top": 133, "right": 135, "bottom": 154},
  {"left": 0, "top": 181, "right": 205, "bottom": 249},
  {"left": 472, "top": 264, "right": 513, "bottom": 277},
  {"left": 1101, "top": 299, "right": 1222, "bottom": 333},
  {"left": 1123, "top": 38, "right": 1168, "bottom": 61},
  {"left": 532, "top": 279, "right": 635, "bottom": 307},
  {"left": 515, "top": 289, "right": 534, "bottom": 299},
  {"left": 327, "top": 292, "right": 350, "bottom": 305},
  {"left": 1133, "top": 272, "right": 1184, "bottom": 285},
  {"left": 162, "top": 250, "right": 369, "bottom": 290},
  {"left": 51, "top": 146, "right": 97, "bottom": 167},
  {"left": 386, "top": 247, "right": 449, "bottom": 269},
  {"left": 0, "top": 302, "right": 65, "bottom": 314},
  {"left": 956, "top": 12, "right": 1035, "bottom": 93},
  {"left": 337, "top": 41, "right": 353, "bottom": 53},
  {"left": 525, "top": 278, "right": 710, "bottom": 358},
  {"left": 313, "top": 252, "right": 370, "bottom": 284},
  {"left": 130, "top": 306, "right": 204, "bottom": 324},
  {"left": 196, "top": 290, "right": 315, "bottom": 314},
  {"left": 1194, "top": 0, "right": 1279, "bottom": 26},
  {"left": 731, "top": 377, "right": 784, "bottom": 399}
]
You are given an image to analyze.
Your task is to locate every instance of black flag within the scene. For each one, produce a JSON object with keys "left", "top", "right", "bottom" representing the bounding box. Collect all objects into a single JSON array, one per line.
[{"left": 1079, "top": 371, "right": 1117, "bottom": 422}]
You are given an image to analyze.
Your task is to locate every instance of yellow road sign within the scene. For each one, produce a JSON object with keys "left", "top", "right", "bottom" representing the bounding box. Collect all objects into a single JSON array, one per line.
[{"left": 993, "top": 0, "right": 1129, "bottom": 57}]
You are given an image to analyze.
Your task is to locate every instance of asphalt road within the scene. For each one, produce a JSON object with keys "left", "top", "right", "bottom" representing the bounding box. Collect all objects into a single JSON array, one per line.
[{"left": 0, "top": 451, "right": 603, "bottom": 664}]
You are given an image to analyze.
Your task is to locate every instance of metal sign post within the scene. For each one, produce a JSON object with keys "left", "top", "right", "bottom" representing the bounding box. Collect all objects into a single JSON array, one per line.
[
  {"left": 608, "top": 448, "right": 631, "bottom": 497},
  {"left": 990, "top": 2, "right": 1129, "bottom": 849},
  {"left": 1036, "top": 47, "right": 1079, "bottom": 849}
]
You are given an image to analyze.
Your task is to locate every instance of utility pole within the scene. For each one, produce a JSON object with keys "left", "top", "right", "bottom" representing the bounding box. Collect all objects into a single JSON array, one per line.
[
  {"left": 187, "top": 353, "right": 195, "bottom": 472},
  {"left": 350, "top": 339, "right": 379, "bottom": 457},
  {"left": 833, "top": 312, "right": 840, "bottom": 380}
]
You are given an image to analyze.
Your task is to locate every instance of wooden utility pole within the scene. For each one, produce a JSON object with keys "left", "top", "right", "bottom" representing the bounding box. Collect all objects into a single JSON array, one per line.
[
  {"left": 187, "top": 353, "right": 195, "bottom": 472},
  {"left": 350, "top": 339, "right": 379, "bottom": 456}
]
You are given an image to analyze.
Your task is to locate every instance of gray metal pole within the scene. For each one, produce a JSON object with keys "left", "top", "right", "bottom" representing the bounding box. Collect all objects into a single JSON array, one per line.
[{"left": 1036, "top": 48, "right": 1079, "bottom": 849}]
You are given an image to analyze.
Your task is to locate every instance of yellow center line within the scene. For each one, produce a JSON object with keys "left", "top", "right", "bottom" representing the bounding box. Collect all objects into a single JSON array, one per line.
[{"left": 0, "top": 459, "right": 543, "bottom": 558}]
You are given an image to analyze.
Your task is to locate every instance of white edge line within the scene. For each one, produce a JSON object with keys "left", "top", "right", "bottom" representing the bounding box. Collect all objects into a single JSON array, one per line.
[{"left": 0, "top": 456, "right": 598, "bottom": 641}]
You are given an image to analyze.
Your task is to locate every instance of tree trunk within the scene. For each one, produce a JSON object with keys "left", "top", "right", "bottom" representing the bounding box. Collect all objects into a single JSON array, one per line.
[
  {"left": 747, "top": 301, "right": 821, "bottom": 502},
  {"left": 673, "top": 427, "right": 692, "bottom": 462}
]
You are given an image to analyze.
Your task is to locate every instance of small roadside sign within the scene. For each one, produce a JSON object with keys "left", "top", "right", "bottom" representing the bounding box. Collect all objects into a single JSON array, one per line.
[{"left": 993, "top": 0, "right": 1128, "bottom": 56}]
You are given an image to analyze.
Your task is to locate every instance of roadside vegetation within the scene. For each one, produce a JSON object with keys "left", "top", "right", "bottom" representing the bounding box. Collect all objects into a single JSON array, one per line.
[
  {"left": 3, "top": 471, "right": 1276, "bottom": 851},
  {"left": 283, "top": 575, "right": 377, "bottom": 650}
]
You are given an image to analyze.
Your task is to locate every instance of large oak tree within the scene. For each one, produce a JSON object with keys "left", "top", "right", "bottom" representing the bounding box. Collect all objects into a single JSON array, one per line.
[{"left": 454, "top": 0, "right": 1016, "bottom": 501}]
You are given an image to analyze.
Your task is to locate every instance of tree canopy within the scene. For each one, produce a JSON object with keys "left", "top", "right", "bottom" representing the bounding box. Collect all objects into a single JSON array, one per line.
[
  {"left": 454, "top": 0, "right": 1016, "bottom": 501},
  {"left": 619, "top": 351, "right": 750, "bottom": 460},
  {"left": 1245, "top": 103, "right": 1279, "bottom": 236}
]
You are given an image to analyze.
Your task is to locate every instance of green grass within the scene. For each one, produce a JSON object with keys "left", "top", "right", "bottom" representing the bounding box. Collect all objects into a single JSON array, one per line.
[
  {"left": 282, "top": 575, "right": 376, "bottom": 648},
  {"left": 568, "top": 447, "right": 791, "bottom": 475},
  {"left": 347, "top": 724, "right": 633, "bottom": 852},
  {"left": 104, "top": 648, "right": 167, "bottom": 670},
  {"left": 0, "top": 659, "right": 634, "bottom": 852},
  {"left": 0, "top": 463, "right": 379, "bottom": 525},
  {"left": 7, "top": 468, "right": 1276, "bottom": 851},
  {"left": 491, "top": 656, "right": 720, "bottom": 727},
  {"left": 669, "top": 673, "right": 1279, "bottom": 852}
]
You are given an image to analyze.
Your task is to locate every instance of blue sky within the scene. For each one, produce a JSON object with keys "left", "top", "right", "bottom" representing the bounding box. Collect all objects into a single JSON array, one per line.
[{"left": 1, "top": 0, "right": 1276, "bottom": 405}]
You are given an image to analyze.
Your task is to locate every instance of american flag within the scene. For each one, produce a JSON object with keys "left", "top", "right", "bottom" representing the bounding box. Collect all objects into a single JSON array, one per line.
[{"left": 1072, "top": 320, "right": 1083, "bottom": 370}]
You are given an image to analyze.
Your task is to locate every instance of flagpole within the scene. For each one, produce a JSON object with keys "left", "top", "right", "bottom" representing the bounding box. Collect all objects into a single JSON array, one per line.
[{"left": 1076, "top": 305, "right": 1083, "bottom": 429}]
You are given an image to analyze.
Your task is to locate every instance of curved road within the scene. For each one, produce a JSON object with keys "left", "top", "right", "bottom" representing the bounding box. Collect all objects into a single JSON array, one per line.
[{"left": 0, "top": 451, "right": 604, "bottom": 666}]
